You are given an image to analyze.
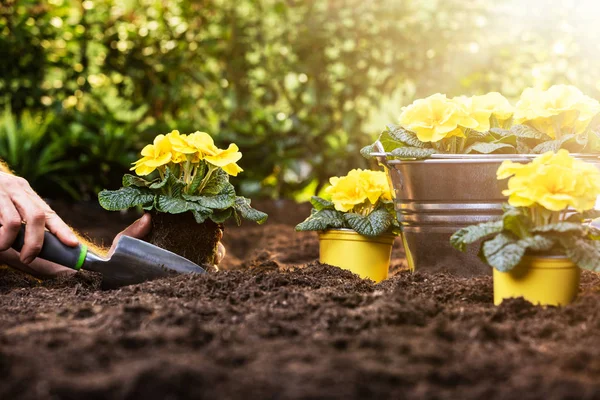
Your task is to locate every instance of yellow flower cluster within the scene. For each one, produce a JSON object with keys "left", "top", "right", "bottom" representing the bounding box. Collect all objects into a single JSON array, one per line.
[
  {"left": 132, "top": 130, "right": 243, "bottom": 177},
  {"left": 497, "top": 149, "right": 600, "bottom": 212},
  {"left": 398, "top": 92, "right": 514, "bottom": 143},
  {"left": 325, "top": 169, "right": 392, "bottom": 212},
  {"left": 514, "top": 85, "right": 600, "bottom": 139}
]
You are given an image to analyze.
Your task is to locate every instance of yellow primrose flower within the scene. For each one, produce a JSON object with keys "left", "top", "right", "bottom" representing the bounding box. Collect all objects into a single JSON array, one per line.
[
  {"left": 457, "top": 92, "right": 514, "bottom": 132},
  {"left": 326, "top": 169, "right": 391, "bottom": 212},
  {"left": 497, "top": 149, "right": 600, "bottom": 212},
  {"left": 131, "top": 134, "right": 173, "bottom": 176},
  {"left": 326, "top": 172, "right": 367, "bottom": 212},
  {"left": 514, "top": 85, "right": 600, "bottom": 138},
  {"left": 399, "top": 93, "right": 478, "bottom": 142},
  {"left": 166, "top": 130, "right": 196, "bottom": 163},
  {"left": 187, "top": 131, "right": 244, "bottom": 176}
]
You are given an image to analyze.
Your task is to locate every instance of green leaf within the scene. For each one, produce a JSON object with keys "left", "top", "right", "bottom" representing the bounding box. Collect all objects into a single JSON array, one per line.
[
  {"left": 388, "top": 147, "right": 436, "bottom": 159},
  {"left": 387, "top": 124, "right": 427, "bottom": 148},
  {"left": 521, "top": 235, "right": 555, "bottom": 252},
  {"left": 343, "top": 208, "right": 393, "bottom": 237},
  {"left": 450, "top": 220, "right": 503, "bottom": 252},
  {"left": 183, "top": 183, "right": 236, "bottom": 210},
  {"left": 532, "top": 134, "right": 576, "bottom": 153},
  {"left": 482, "top": 233, "right": 526, "bottom": 272},
  {"left": 295, "top": 209, "right": 345, "bottom": 231},
  {"left": 155, "top": 195, "right": 211, "bottom": 214},
  {"left": 310, "top": 196, "right": 335, "bottom": 211},
  {"left": 559, "top": 237, "right": 600, "bottom": 271},
  {"left": 188, "top": 162, "right": 208, "bottom": 194},
  {"left": 532, "top": 222, "right": 585, "bottom": 234},
  {"left": 193, "top": 210, "right": 209, "bottom": 224},
  {"left": 502, "top": 207, "right": 530, "bottom": 239},
  {"left": 233, "top": 197, "right": 268, "bottom": 224},
  {"left": 149, "top": 167, "right": 171, "bottom": 189},
  {"left": 510, "top": 125, "right": 551, "bottom": 140},
  {"left": 98, "top": 187, "right": 154, "bottom": 211},
  {"left": 209, "top": 208, "right": 233, "bottom": 224},
  {"left": 464, "top": 142, "right": 515, "bottom": 154},
  {"left": 516, "top": 138, "right": 533, "bottom": 154},
  {"left": 122, "top": 174, "right": 152, "bottom": 188},
  {"left": 202, "top": 168, "right": 230, "bottom": 195},
  {"left": 567, "top": 210, "right": 600, "bottom": 223}
]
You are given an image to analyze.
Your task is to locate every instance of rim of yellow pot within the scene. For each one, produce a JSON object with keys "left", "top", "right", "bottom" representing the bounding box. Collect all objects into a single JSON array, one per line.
[
  {"left": 519, "top": 254, "right": 575, "bottom": 269},
  {"left": 318, "top": 228, "right": 396, "bottom": 245}
]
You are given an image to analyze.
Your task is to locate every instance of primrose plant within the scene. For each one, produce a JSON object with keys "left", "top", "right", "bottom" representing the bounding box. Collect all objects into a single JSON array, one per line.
[
  {"left": 99, "top": 130, "right": 267, "bottom": 225},
  {"left": 362, "top": 85, "right": 600, "bottom": 160},
  {"left": 296, "top": 169, "right": 401, "bottom": 237},
  {"left": 451, "top": 149, "right": 600, "bottom": 272}
]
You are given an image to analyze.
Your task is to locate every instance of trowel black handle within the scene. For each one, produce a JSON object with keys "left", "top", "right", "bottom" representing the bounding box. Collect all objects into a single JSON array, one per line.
[{"left": 8, "top": 224, "right": 88, "bottom": 270}]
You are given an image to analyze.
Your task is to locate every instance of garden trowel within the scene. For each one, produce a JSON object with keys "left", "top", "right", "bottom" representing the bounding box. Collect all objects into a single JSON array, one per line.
[{"left": 9, "top": 224, "right": 206, "bottom": 288}]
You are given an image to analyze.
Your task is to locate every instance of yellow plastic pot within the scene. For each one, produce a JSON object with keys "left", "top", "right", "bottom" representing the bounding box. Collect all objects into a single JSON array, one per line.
[
  {"left": 318, "top": 229, "right": 395, "bottom": 282},
  {"left": 493, "top": 255, "right": 580, "bottom": 306}
]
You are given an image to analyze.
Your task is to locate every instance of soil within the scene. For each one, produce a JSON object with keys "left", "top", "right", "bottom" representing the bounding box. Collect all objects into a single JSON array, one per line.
[
  {"left": 1, "top": 200, "right": 600, "bottom": 399},
  {"left": 146, "top": 211, "right": 223, "bottom": 267}
]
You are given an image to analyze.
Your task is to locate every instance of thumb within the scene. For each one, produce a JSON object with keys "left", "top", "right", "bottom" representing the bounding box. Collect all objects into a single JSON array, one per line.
[{"left": 109, "top": 213, "right": 152, "bottom": 255}]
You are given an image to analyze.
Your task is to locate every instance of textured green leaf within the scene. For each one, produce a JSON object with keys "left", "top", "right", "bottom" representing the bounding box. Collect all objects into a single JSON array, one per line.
[
  {"left": 193, "top": 210, "right": 209, "bottom": 224},
  {"left": 310, "top": 196, "right": 335, "bottom": 211},
  {"left": 155, "top": 195, "right": 211, "bottom": 214},
  {"left": 183, "top": 183, "right": 236, "bottom": 210},
  {"left": 98, "top": 187, "right": 154, "bottom": 211},
  {"left": 559, "top": 237, "right": 600, "bottom": 271},
  {"left": 122, "top": 174, "right": 152, "bottom": 188},
  {"left": 234, "top": 197, "right": 268, "bottom": 224},
  {"left": 521, "top": 235, "right": 555, "bottom": 252},
  {"left": 464, "top": 141, "right": 515, "bottom": 154},
  {"left": 567, "top": 210, "right": 600, "bottom": 223},
  {"left": 209, "top": 208, "right": 233, "bottom": 224},
  {"left": 295, "top": 209, "right": 345, "bottom": 231},
  {"left": 202, "top": 168, "right": 230, "bottom": 195},
  {"left": 149, "top": 167, "right": 171, "bottom": 189},
  {"left": 482, "top": 233, "right": 526, "bottom": 272},
  {"left": 389, "top": 147, "right": 436, "bottom": 159},
  {"left": 532, "top": 134, "right": 576, "bottom": 153},
  {"left": 510, "top": 125, "right": 551, "bottom": 140},
  {"left": 516, "top": 138, "right": 533, "bottom": 154},
  {"left": 450, "top": 220, "right": 503, "bottom": 252},
  {"left": 343, "top": 209, "right": 393, "bottom": 237},
  {"left": 387, "top": 124, "right": 427, "bottom": 148},
  {"left": 532, "top": 222, "right": 585, "bottom": 234}
]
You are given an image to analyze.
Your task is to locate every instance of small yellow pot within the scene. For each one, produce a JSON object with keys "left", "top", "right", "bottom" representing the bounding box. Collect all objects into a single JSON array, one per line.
[
  {"left": 318, "top": 229, "right": 395, "bottom": 283},
  {"left": 493, "top": 255, "right": 580, "bottom": 306}
]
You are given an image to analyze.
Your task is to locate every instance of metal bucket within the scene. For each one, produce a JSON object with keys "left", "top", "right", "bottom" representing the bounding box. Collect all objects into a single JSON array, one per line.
[{"left": 373, "top": 145, "right": 600, "bottom": 276}]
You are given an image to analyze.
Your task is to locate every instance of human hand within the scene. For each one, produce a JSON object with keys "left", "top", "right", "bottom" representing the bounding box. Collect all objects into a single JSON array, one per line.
[{"left": 0, "top": 172, "right": 78, "bottom": 264}]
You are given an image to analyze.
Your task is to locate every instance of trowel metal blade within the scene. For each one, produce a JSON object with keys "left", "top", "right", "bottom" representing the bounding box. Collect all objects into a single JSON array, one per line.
[{"left": 85, "top": 235, "right": 206, "bottom": 289}]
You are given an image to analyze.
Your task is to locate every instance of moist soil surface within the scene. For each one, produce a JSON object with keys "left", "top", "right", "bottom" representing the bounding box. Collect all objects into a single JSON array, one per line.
[{"left": 2, "top": 200, "right": 600, "bottom": 399}]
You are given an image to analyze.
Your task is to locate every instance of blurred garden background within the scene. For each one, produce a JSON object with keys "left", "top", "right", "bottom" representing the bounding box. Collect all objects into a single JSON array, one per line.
[{"left": 2, "top": 0, "right": 600, "bottom": 201}]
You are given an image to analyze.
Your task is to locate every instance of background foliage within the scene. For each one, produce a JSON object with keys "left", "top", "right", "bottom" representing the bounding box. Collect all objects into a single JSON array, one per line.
[{"left": 2, "top": 0, "right": 600, "bottom": 200}]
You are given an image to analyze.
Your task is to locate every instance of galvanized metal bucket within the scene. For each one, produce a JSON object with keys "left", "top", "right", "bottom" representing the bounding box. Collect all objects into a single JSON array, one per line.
[{"left": 373, "top": 143, "right": 600, "bottom": 276}]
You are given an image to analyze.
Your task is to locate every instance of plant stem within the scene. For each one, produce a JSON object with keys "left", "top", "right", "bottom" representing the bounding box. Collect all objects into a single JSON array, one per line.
[{"left": 197, "top": 165, "right": 216, "bottom": 194}]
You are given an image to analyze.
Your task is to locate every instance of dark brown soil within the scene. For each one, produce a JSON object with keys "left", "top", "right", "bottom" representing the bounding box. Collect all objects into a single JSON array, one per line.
[
  {"left": 146, "top": 211, "right": 223, "bottom": 267},
  {"left": 1, "top": 200, "right": 600, "bottom": 399}
]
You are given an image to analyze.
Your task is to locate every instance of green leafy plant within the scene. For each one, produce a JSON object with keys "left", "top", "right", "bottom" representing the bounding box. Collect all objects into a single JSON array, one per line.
[
  {"left": 450, "top": 150, "right": 600, "bottom": 272},
  {"left": 296, "top": 169, "right": 400, "bottom": 237},
  {"left": 99, "top": 131, "right": 267, "bottom": 225},
  {"left": 0, "top": 106, "right": 80, "bottom": 198}
]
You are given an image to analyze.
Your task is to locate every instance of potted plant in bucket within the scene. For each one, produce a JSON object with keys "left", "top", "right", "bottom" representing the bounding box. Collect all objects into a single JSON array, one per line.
[
  {"left": 99, "top": 130, "right": 267, "bottom": 269},
  {"left": 295, "top": 169, "right": 401, "bottom": 282},
  {"left": 361, "top": 85, "right": 600, "bottom": 276},
  {"left": 450, "top": 149, "right": 600, "bottom": 306}
]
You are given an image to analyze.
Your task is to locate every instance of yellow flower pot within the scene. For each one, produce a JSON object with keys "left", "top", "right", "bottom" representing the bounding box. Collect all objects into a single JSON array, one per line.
[
  {"left": 318, "top": 229, "right": 395, "bottom": 283},
  {"left": 493, "top": 255, "right": 580, "bottom": 306}
]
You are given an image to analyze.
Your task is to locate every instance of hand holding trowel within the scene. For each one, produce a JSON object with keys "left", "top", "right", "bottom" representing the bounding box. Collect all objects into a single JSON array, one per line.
[{"left": 8, "top": 223, "right": 206, "bottom": 289}]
